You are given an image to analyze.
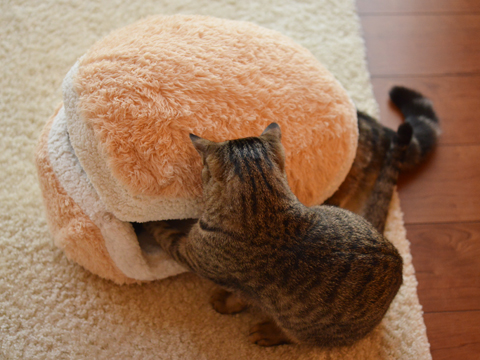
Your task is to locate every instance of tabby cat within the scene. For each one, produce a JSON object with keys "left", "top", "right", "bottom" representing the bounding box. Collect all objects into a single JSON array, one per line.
[{"left": 144, "top": 86, "right": 439, "bottom": 347}]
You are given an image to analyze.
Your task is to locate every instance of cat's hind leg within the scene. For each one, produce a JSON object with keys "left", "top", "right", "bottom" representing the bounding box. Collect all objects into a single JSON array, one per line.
[
  {"left": 210, "top": 287, "right": 248, "bottom": 314},
  {"left": 362, "top": 123, "right": 413, "bottom": 233},
  {"left": 248, "top": 320, "right": 292, "bottom": 346}
]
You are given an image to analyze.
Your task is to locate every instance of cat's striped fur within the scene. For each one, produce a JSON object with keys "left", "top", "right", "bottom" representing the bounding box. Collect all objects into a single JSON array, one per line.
[
  {"left": 326, "top": 86, "right": 440, "bottom": 232},
  {"left": 145, "top": 122, "right": 406, "bottom": 347}
]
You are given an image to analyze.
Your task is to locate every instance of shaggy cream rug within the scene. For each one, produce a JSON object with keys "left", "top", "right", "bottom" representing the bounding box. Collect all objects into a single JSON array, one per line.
[{"left": 0, "top": 0, "right": 431, "bottom": 359}]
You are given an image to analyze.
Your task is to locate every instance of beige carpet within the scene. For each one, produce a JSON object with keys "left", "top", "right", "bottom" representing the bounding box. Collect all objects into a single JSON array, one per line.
[{"left": 0, "top": 0, "right": 431, "bottom": 358}]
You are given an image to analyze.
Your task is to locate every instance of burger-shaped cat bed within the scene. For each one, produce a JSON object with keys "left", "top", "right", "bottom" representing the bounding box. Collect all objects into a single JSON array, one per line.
[{"left": 36, "top": 15, "right": 358, "bottom": 284}]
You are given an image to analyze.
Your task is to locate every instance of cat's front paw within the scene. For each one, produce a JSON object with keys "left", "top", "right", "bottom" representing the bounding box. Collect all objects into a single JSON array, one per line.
[
  {"left": 248, "top": 321, "right": 291, "bottom": 346},
  {"left": 210, "top": 288, "right": 247, "bottom": 314},
  {"left": 143, "top": 221, "right": 169, "bottom": 236}
]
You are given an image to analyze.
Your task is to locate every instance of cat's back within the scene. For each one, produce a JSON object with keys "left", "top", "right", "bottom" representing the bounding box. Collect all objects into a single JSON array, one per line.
[
  {"left": 308, "top": 205, "right": 399, "bottom": 254},
  {"left": 241, "top": 205, "right": 403, "bottom": 346},
  {"left": 271, "top": 204, "right": 400, "bottom": 262},
  {"left": 297, "top": 205, "right": 403, "bottom": 293}
]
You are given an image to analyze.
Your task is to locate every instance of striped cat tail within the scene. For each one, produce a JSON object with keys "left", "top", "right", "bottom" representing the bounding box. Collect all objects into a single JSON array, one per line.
[{"left": 389, "top": 86, "right": 441, "bottom": 170}]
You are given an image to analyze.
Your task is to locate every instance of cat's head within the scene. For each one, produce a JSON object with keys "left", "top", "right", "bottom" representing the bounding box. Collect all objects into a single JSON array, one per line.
[{"left": 189, "top": 123, "right": 286, "bottom": 189}]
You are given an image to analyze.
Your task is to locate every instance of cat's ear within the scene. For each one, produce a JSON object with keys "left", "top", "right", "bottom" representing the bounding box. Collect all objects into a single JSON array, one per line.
[
  {"left": 262, "top": 123, "right": 286, "bottom": 172},
  {"left": 189, "top": 133, "right": 215, "bottom": 157},
  {"left": 261, "top": 122, "right": 281, "bottom": 141}
]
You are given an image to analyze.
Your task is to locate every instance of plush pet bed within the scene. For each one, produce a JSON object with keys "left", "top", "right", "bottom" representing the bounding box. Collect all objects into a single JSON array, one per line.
[
  {"left": 36, "top": 15, "right": 358, "bottom": 284},
  {"left": 1, "top": 1, "right": 431, "bottom": 358}
]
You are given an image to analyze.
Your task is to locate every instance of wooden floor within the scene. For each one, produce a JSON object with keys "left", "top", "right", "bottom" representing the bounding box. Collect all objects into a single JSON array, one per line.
[{"left": 356, "top": 1, "right": 480, "bottom": 359}]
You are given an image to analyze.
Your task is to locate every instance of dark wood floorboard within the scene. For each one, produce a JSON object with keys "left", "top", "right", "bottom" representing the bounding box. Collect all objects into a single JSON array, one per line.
[
  {"left": 407, "top": 222, "right": 480, "bottom": 312},
  {"left": 361, "top": 15, "right": 480, "bottom": 76},
  {"left": 398, "top": 145, "right": 480, "bottom": 224},
  {"left": 424, "top": 311, "right": 480, "bottom": 360},
  {"left": 357, "top": 0, "right": 480, "bottom": 14},
  {"left": 358, "top": 1, "right": 480, "bottom": 358}
]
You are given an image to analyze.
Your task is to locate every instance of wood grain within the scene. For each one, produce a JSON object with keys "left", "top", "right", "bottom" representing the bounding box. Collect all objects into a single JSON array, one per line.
[
  {"left": 361, "top": 15, "right": 480, "bottom": 76},
  {"left": 359, "top": 2, "right": 480, "bottom": 359},
  {"left": 357, "top": 0, "right": 480, "bottom": 14},
  {"left": 407, "top": 222, "right": 480, "bottom": 312},
  {"left": 397, "top": 145, "right": 480, "bottom": 224},
  {"left": 370, "top": 75, "right": 480, "bottom": 146},
  {"left": 424, "top": 311, "right": 480, "bottom": 360}
]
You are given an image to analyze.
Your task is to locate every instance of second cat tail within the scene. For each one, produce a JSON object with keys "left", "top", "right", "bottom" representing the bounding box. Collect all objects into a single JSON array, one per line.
[{"left": 389, "top": 86, "right": 441, "bottom": 170}]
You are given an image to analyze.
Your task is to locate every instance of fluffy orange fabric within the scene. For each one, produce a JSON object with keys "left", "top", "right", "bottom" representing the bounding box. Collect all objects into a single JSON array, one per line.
[
  {"left": 37, "top": 15, "right": 358, "bottom": 282},
  {"left": 75, "top": 15, "right": 357, "bottom": 207},
  {"left": 35, "top": 106, "right": 136, "bottom": 285}
]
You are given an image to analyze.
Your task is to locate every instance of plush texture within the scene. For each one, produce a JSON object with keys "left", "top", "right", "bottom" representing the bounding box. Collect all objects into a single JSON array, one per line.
[
  {"left": 37, "top": 14, "right": 359, "bottom": 283},
  {"left": 74, "top": 15, "right": 357, "bottom": 215},
  {"left": 36, "top": 105, "right": 136, "bottom": 284},
  {"left": 0, "top": 0, "right": 432, "bottom": 359}
]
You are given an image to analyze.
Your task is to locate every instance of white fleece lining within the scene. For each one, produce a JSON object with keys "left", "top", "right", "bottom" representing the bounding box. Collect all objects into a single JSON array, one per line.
[
  {"left": 62, "top": 61, "right": 204, "bottom": 222},
  {"left": 47, "top": 105, "right": 187, "bottom": 280}
]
